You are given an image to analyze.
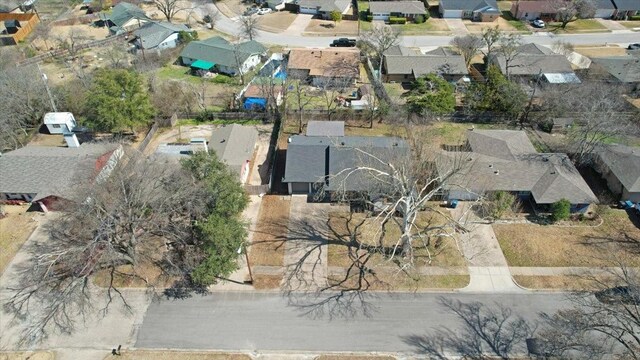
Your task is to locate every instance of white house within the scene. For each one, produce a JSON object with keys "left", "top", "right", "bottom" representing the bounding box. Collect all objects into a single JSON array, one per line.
[{"left": 44, "top": 112, "right": 77, "bottom": 134}]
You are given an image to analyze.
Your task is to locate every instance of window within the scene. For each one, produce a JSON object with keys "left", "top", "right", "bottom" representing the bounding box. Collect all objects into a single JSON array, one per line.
[{"left": 51, "top": 124, "right": 61, "bottom": 128}]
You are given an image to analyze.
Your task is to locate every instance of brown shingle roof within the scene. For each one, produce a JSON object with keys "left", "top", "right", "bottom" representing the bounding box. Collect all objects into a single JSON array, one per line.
[{"left": 287, "top": 48, "right": 360, "bottom": 77}]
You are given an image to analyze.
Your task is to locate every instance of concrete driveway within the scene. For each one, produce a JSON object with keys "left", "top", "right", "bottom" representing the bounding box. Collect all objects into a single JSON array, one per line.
[
  {"left": 444, "top": 19, "right": 469, "bottom": 36},
  {"left": 282, "top": 14, "right": 314, "bottom": 38}
]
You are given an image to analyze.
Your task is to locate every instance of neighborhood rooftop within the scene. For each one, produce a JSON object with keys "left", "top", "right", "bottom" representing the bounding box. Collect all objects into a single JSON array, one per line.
[
  {"left": 369, "top": 1, "right": 427, "bottom": 14},
  {"left": 133, "top": 21, "right": 190, "bottom": 49},
  {"left": 439, "top": 130, "right": 598, "bottom": 205},
  {"left": 384, "top": 47, "right": 468, "bottom": 77},
  {"left": 209, "top": 124, "right": 258, "bottom": 177},
  {"left": 595, "top": 144, "right": 640, "bottom": 193},
  {"left": 590, "top": 55, "right": 640, "bottom": 83},
  {"left": 287, "top": 48, "right": 360, "bottom": 77},
  {"left": 297, "top": 0, "right": 351, "bottom": 12},
  {"left": 306, "top": 120, "right": 345, "bottom": 137},
  {"left": 489, "top": 43, "right": 577, "bottom": 78},
  {"left": 181, "top": 36, "right": 267, "bottom": 70},
  {"left": 439, "top": 0, "right": 500, "bottom": 12},
  {"left": 0, "top": 143, "right": 119, "bottom": 202}
]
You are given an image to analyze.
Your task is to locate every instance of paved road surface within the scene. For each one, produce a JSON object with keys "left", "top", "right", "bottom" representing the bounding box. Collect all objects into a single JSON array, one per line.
[{"left": 136, "top": 292, "right": 570, "bottom": 353}]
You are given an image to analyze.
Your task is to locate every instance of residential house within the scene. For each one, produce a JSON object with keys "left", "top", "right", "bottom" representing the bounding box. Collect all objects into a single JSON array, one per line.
[
  {"left": 594, "top": 0, "right": 617, "bottom": 18},
  {"left": 297, "top": 0, "right": 352, "bottom": 19},
  {"left": 286, "top": 48, "right": 360, "bottom": 87},
  {"left": 98, "top": 2, "right": 149, "bottom": 34},
  {"left": 611, "top": 0, "right": 640, "bottom": 19},
  {"left": 592, "top": 144, "right": 640, "bottom": 202},
  {"left": 0, "top": 144, "right": 123, "bottom": 211},
  {"left": 283, "top": 133, "right": 409, "bottom": 195},
  {"left": 43, "top": 112, "right": 77, "bottom": 134},
  {"left": 439, "top": 0, "right": 501, "bottom": 21},
  {"left": 306, "top": 121, "right": 345, "bottom": 136},
  {"left": 382, "top": 46, "right": 468, "bottom": 83},
  {"left": 209, "top": 124, "right": 258, "bottom": 184},
  {"left": 438, "top": 130, "right": 598, "bottom": 213},
  {"left": 488, "top": 43, "right": 581, "bottom": 83},
  {"left": 133, "top": 21, "right": 191, "bottom": 50},
  {"left": 510, "top": 0, "right": 556, "bottom": 21},
  {"left": 180, "top": 36, "right": 267, "bottom": 76},
  {"left": 369, "top": 1, "right": 427, "bottom": 21},
  {"left": 587, "top": 55, "right": 640, "bottom": 92}
]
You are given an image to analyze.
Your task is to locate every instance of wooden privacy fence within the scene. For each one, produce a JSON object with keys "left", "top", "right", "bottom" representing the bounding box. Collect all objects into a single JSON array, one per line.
[
  {"left": 137, "top": 122, "right": 159, "bottom": 153},
  {"left": 17, "top": 33, "right": 127, "bottom": 66},
  {"left": 0, "top": 13, "right": 39, "bottom": 45}
]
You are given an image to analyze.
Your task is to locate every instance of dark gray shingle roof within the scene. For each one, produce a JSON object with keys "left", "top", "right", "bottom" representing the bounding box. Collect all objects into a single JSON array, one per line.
[
  {"left": 593, "top": 0, "right": 615, "bottom": 10},
  {"left": 298, "top": 0, "right": 351, "bottom": 12},
  {"left": 611, "top": 0, "right": 640, "bottom": 11},
  {"left": 384, "top": 49, "right": 468, "bottom": 77},
  {"left": 107, "top": 2, "right": 148, "bottom": 28},
  {"left": 133, "top": 21, "right": 190, "bottom": 49},
  {"left": 0, "top": 144, "right": 119, "bottom": 201},
  {"left": 596, "top": 144, "right": 640, "bottom": 193},
  {"left": 591, "top": 56, "right": 640, "bottom": 83}
]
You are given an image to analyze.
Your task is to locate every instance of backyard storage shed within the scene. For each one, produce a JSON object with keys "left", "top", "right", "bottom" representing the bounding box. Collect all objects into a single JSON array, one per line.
[{"left": 44, "top": 112, "right": 77, "bottom": 134}]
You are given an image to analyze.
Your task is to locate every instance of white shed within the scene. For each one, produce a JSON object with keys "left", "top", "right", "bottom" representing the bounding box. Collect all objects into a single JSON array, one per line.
[{"left": 44, "top": 112, "right": 77, "bottom": 134}]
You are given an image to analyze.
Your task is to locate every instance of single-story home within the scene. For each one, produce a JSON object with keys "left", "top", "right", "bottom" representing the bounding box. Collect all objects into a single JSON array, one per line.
[
  {"left": 592, "top": 144, "right": 640, "bottom": 202},
  {"left": 98, "top": 2, "right": 149, "bottom": 34},
  {"left": 382, "top": 46, "right": 468, "bottom": 83},
  {"left": 439, "top": 0, "right": 501, "bottom": 21},
  {"left": 44, "top": 112, "right": 77, "bottom": 134},
  {"left": 611, "top": 0, "right": 640, "bottom": 20},
  {"left": 242, "top": 83, "right": 284, "bottom": 110},
  {"left": 587, "top": 55, "right": 640, "bottom": 91},
  {"left": 488, "top": 43, "right": 581, "bottom": 83},
  {"left": 283, "top": 133, "right": 409, "bottom": 195},
  {"left": 209, "top": 124, "right": 258, "bottom": 184},
  {"left": 510, "top": 0, "right": 557, "bottom": 21},
  {"left": 297, "top": 0, "right": 352, "bottom": 19},
  {"left": 133, "top": 21, "right": 191, "bottom": 50},
  {"left": 180, "top": 36, "right": 267, "bottom": 76},
  {"left": 287, "top": 47, "right": 360, "bottom": 87},
  {"left": 0, "top": 143, "right": 123, "bottom": 211},
  {"left": 369, "top": 1, "right": 427, "bottom": 21},
  {"left": 594, "top": 0, "right": 617, "bottom": 18},
  {"left": 438, "top": 130, "right": 598, "bottom": 213}
]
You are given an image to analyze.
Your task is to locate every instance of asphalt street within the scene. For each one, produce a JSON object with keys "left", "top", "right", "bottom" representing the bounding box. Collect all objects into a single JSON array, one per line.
[{"left": 136, "top": 292, "right": 570, "bottom": 353}]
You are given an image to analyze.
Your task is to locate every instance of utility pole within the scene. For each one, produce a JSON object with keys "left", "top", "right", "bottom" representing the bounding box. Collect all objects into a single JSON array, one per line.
[{"left": 37, "top": 63, "right": 57, "bottom": 112}]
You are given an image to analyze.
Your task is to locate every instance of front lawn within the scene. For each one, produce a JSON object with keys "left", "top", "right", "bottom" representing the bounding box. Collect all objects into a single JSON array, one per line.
[
  {"left": 0, "top": 206, "right": 39, "bottom": 274},
  {"left": 394, "top": 19, "right": 451, "bottom": 34},
  {"left": 548, "top": 19, "right": 608, "bottom": 33},
  {"left": 619, "top": 20, "right": 640, "bottom": 29},
  {"left": 494, "top": 209, "right": 640, "bottom": 267}
]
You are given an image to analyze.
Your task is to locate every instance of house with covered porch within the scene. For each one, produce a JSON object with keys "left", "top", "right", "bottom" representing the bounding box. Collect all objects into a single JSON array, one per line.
[{"left": 180, "top": 36, "right": 267, "bottom": 76}]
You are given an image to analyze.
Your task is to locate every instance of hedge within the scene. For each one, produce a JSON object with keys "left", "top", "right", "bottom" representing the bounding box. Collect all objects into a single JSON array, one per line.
[
  {"left": 389, "top": 16, "right": 407, "bottom": 24},
  {"left": 414, "top": 14, "right": 425, "bottom": 23}
]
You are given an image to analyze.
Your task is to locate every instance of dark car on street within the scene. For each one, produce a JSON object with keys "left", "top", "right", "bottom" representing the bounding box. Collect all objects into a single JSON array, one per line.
[
  {"left": 330, "top": 38, "right": 356, "bottom": 47},
  {"left": 629, "top": 43, "right": 640, "bottom": 50}
]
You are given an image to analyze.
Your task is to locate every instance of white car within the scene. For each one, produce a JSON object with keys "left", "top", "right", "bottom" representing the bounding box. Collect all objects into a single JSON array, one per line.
[
  {"left": 532, "top": 19, "right": 545, "bottom": 28},
  {"left": 257, "top": 8, "right": 272, "bottom": 15}
]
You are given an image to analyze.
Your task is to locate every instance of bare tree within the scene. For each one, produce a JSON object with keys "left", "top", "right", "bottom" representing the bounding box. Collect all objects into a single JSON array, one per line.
[
  {"left": 322, "top": 126, "right": 472, "bottom": 264},
  {"left": 539, "top": 83, "right": 638, "bottom": 164},
  {"left": 450, "top": 34, "right": 484, "bottom": 69},
  {"left": 3, "top": 150, "right": 248, "bottom": 344},
  {"left": 152, "top": 0, "right": 189, "bottom": 22},
  {"left": 480, "top": 26, "right": 503, "bottom": 59},
  {"left": 149, "top": 77, "right": 195, "bottom": 118},
  {"left": 238, "top": 15, "right": 260, "bottom": 41},
  {"left": 552, "top": 39, "right": 575, "bottom": 56},
  {"left": 495, "top": 33, "right": 523, "bottom": 78},
  {"left": 287, "top": 78, "right": 314, "bottom": 133},
  {"left": 359, "top": 24, "right": 400, "bottom": 80},
  {"left": 552, "top": 0, "right": 596, "bottom": 29},
  {"left": 55, "top": 28, "right": 90, "bottom": 59}
]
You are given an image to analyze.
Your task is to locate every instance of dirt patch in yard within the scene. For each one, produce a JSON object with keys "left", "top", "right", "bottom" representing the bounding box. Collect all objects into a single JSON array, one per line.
[
  {"left": 304, "top": 19, "right": 358, "bottom": 36},
  {"left": 257, "top": 12, "right": 298, "bottom": 32},
  {"left": 574, "top": 44, "right": 627, "bottom": 57},
  {"left": 317, "top": 356, "right": 397, "bottom": 360},
  {"left": 251, "top": 274, "right": 283, "bottom": 289},
  {"left": 250, "top": 195, "right": 290, "bottom": 267},
  {"left": 494, "top": 210, "right": 640, "bottom": 267},
  {"left": 464, "top": 17, "right": 518, "bottom": 33},
  {"left": 106, "top": 351, "right": 251, "bottom": 360},
  {"left": 0, "top": 206, "right": 40, "bottom": 275}
]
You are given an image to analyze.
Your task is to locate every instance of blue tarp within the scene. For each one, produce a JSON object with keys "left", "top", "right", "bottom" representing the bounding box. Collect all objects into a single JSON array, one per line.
[{"left": 244, "top": 98, "right": 266, "bottom": 110}]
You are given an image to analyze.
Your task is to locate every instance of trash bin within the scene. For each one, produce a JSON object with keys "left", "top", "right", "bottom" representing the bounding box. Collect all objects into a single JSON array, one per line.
[{"left": 449, "top": 199, "right": 459, "bottom": 209}]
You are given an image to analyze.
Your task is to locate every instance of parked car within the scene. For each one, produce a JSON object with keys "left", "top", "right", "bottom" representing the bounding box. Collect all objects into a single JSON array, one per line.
[
  {"left": 244, "top": 7, "right": 258, "bottom": 15},
  {"left": 532, "top": 19, "right": 545, "bottom": 28},
  {"left": 257, "top": 7, "right": 272, "bottom": 15},
  {"left": 595, "top": 286, "right": 640, "bottom": 305},
  {"left": 330, "top": 38, "right": 356, "bottom": 47},
  {"left": 629, "top": 43, "right": 640, "bottom": 50}
]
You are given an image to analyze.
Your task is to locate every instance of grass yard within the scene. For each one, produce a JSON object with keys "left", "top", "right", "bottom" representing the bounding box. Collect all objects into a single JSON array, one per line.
[
  {"left": 548, "top": 19, "right": 608, "bottom": 33},
  {"left": 0, "top": 352, "right": 54, "bottom": 360},
  {"left": 573, "top": 45, "right": 627, "bottom": 57},
  {"left": 494, "top": 210, "right": 640, "bottom": 267},
  {"left": 0, "top": 206, "right": 39, "bottom": 274},
  {"left": 619, "top": 21, "right": 640, "bottom": 29},
  {"left": 105, "top": 351, "right": 251, "bottom": 360},
  {"left": 251, "top": 274, "right": 283, "bottom": 289},
  {"left": 497, "top": 1, "right": 512, "bottom": 11},
  {"left": 317, "top": 355, "right": 396, "bottom": 360},
  {"left": 326, "top": 211, "right": 468, "bottom": 290},
  {"left": 249, "top": 195, "right": 290, "bottom": 267},
  {"left": 256, "top": 12, "right": 298, "bottom": 32},
  {"left": 394, "top": 19, "right": 451, "bottom": 35},
  {"left": 500, "top": 11, "right": 529, "bottom": 32},
  {"left": 513, "top": 275, "right": 615, "bottom": 291},
  {"left": 304, "top": 19, "right": 358, "bottom": 35},
  {"left": 464, "top": 17, "right": 519, "bottom": 33}
]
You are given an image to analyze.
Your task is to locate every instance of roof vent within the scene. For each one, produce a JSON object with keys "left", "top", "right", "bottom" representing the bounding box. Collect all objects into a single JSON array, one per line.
[
  {"left": 543, "top": 157, "right": 549, "bottom": 162},
  {"left": 488, "top": 164, "right": 493, "bottom": 168},
  {"left": 341, "top": 142, "right": 345, "bottom": 146},
  {"left": 494, "top": 170, "right": 499, "bottom": 175},
  {"left": 393, "top": 142, "right": 398, "bottom": 146}
]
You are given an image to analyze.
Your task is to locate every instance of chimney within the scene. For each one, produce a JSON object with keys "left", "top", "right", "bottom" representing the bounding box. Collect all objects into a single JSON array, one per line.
[{"left": 64, "top": 132, "right": 80, "bottom": 148}]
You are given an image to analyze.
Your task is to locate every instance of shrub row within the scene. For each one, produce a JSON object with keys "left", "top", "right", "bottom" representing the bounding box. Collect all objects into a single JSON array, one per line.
[{"left": 389, "top": 16, "right": 407, "bottom": 24}]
